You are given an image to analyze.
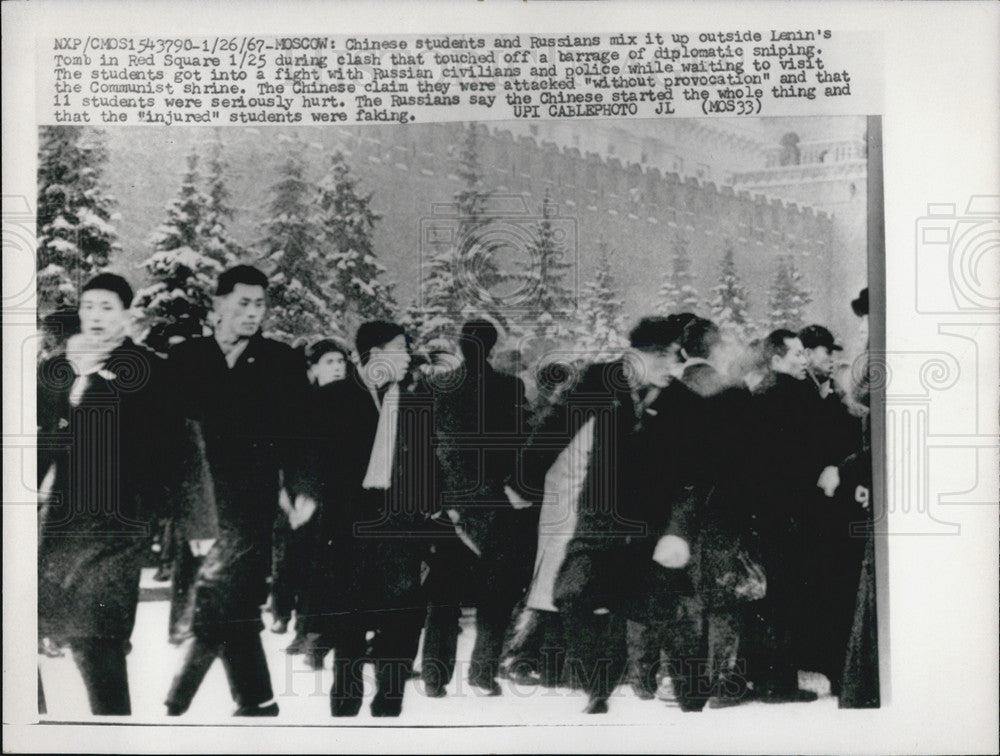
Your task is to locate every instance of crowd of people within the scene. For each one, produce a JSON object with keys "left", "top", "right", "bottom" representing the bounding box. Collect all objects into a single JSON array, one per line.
[{"left": 37, "top": 264, "right": 878, "bottom": 719}]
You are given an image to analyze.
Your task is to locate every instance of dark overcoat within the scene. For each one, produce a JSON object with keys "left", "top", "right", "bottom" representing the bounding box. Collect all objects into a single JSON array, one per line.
[
  {"left": 166, "top": 333, "right": 308, "bottom": 639},
  {"left": 431, "top": 362, "right": 535, "bottom": 594},
  {"left": 744, "top": 372, "right": 842, "bottom": 634},
  {"left": 520, "top": 360, "right": 707, "bottom": 622},
  {"left": 37, "top": 339, "right": 170, "bottom": 641},
  {"left": 291, "top": 374, "right": 440, "bottom": 621},
  {"left": 679, "top": 366, "right": 763, "bottom": 609}
]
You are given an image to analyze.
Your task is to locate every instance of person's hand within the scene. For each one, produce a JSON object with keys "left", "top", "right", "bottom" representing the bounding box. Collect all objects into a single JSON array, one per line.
[
  {"left": 289, "top": 494, "right": 317, "bottom": 529},
  {"left": 817, "top": 465, "right": 841, "bottom": 498},
  {"left": 189, "top": 538, "right": 216, "bottom": 557},
  {"left": 504, "top": 485, "right": 531, "bottom": 510},
  {"left": 652, "top": 534, "right": 690, "bottom": 568}
]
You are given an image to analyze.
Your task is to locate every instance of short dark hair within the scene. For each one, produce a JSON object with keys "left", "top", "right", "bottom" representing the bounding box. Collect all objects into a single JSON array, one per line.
[
  {"left": 629, "top": 316, "right": 684, "bottom": 352},
  {"left": 459, "top": 318, "right": 499, "bottom": 359},
  {"left": 851, "top": 287, "right": 869, "bottom": 317},
  {"left": 666, "top": 312, "right": 699, "bottom": 331},
  {"left": 762, "top": 328, "right": 800, "bottom": 365},
  {"left": 81, "top": 273, "right": 133, "bottom": 308},
  {"left": 355, "top": 320, "right": 407, "bottom": 365},
  {"left": 305, "top": 337, "right": 351, "bottom": 366},
  {"left": 216, "top": 265, "right": 268, "bottom": 297},
  {"left": 681, "top": 317, "right": 721, "bottom": 359}
]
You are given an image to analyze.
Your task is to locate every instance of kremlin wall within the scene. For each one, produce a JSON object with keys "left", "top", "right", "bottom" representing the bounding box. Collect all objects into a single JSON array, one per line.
[{"left": 102, "top": 118, "right": 867, "bottom": 340}]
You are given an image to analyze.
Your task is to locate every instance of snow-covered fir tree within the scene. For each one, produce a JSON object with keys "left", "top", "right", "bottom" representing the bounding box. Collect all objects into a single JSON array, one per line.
[
  {"left": 415, "top": 123, "right": 506, "bottom": 343},
  {"left": 575, "top": 241, "right": 628, "bottom": 361},
  {"left": 766, "top": 254, "right": 813, "bottom": 331},
  {"left": 316, "top": 151, "right": 396, "bottom": 336},
  {"left": 453, "top": 122, "right": 502, "bottom": 298},
  {"left": 36, "top": 126, "right": 120, "bottom": 313},
  {"left": 256, "top": 138, "right": 340, "bottom": 343},
  {"left": 133, "top": 149, "right": 221, "bottom": 346},
  {"left": 512, "top": 192, "right": 576, "bottom": 350},
  {"left": 708, "top": 243, "right": 755, "bottom": 338},
  {"left": 200, "top": 132, "right": 245, "bottom": 269},
  {"left": 656, "top": 235, "right": 701, "bottom": 316}
]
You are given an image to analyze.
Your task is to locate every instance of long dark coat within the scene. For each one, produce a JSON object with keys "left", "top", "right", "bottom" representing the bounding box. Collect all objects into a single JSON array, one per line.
[
  {"left": 679, "top": 365, "right": 762, "bottom": 609},
  {"left": 432, "top": 362, "right": 535, "bottom": 596},
  {"left": 37, "top": 339, "right": 170, "bottom": 641},
  {"left": 291, "top": 375, "right": 440, "bottom": 622},
  {"left": 744, "top": 372, "right": 843, "bottom": 654},
  {"left": 521, "top": 361, "right": 707, "bottom": 622},
  {"left": 166, "top": 333, "right": 308, "bottom": 639}
]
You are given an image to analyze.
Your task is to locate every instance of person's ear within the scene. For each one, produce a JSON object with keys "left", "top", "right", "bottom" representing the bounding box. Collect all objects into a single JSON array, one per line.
[{"left": 679, "top": 348, "right": 690, "bottom": 362}]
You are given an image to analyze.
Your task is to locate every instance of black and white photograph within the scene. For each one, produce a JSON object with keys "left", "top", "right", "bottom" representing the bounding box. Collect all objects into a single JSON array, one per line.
[
  {"left": 32, "top": 115, "right": 880, "bottom": 722},
  {"left": 3, "top": 2, "right": 998, "bottom": 754}
]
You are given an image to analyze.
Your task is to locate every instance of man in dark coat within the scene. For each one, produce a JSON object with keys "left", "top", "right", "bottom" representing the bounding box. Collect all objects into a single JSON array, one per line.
[
  {"left": 421, "top": 319, "right": 533, "bottom": 696},
  {"left": 742, "top": 328, "right": 840, "bottom": 703},
  {"left": 817, "top": 289, "right": 879, "bottom": 708},
  {"left": 270, "top": 338, "right": 353, "bottom": 656},
  {"left": 38, "top": 273, "right": 170, "bottom": 715},
  {"left": 677, "top": 317, "right": 766, "bottom": 708},
  {"left": 164, "top": 266, "right": 308, "bottom": 717},
  {"left": 797, "top": 324, "right": 865, "bottom": 694},
  {"left": 291, "top": 320, "right": 439, "bottom": 717},
  {"left": 520, "top": 316, "right": 708, "bottom": 713}
]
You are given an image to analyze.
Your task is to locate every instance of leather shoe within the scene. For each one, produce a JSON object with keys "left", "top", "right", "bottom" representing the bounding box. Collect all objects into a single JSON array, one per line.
[
  {"left": 758, "top": 687, "right": 818, "bottom": 704},
  {"left": 584, "top": 698, "right": 609, "bottom": 714},
  {"left": 424, "top": 682, "right": 447, "bottom": 698},
  {"left": 370, "top": 696, "right": 403, "bottom": 717},
  {"left": 467, "top": 675, "right": 502, "bottom": 696},
  {"left": 234, "top": 701, "right": 279, "bottom": 717}
]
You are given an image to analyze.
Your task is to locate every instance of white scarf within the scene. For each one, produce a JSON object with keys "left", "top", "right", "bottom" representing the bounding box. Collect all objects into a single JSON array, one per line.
[
  {"left": 362, "top": 382, "right": 400, "bottom": 490},
  {"left": 65, "top": 333, "right": 123, "bottom": 407}
]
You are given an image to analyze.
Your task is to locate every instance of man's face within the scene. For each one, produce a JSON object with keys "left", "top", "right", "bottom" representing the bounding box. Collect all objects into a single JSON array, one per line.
[
  {"left": 215, "top": 284, "right": 266, "bottom": 337},
  {"left": 367, "top": 334, "right": 411, "bottom": 385},
  {"left": 805, "top": 345, "right": 834, "bottom": 381},
  {"left": 78, "top": 289, "right": 129, "bottom": 341},
  {"left": 859, "top": 314, "right": 869, "bottom": 342},
  {"left": 632, "top": 344, "right": 681, "bottom": 388},
  {"left": 772, "top": 337, "right": 808, "bottom": 380},
  {"left": 310, "top": 351, "right": 347, "bottom": 386}
]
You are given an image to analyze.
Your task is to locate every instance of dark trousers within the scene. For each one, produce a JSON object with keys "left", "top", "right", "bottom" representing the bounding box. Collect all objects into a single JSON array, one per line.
[
  {"left": 165, "top": 628, "right": 273, "bottom": 713},
  {"left": 562, "top": 612, "right": 628, "bottom": 703},
  {"left": 421, "top": 556, "right": 522, "bottom": 689},
  {"left": 421, "top": 602, "right": 462, "bottom": 690},
  {"left": 271, "top": 512, "right": 311, "bottom": 623},
  {"left": 469, "top": 597, "right": 518, "bottom": 683},
  {"left": 623, "top": 597, "right": 712, "bottom": 709},
  {"left": 742, "top": 589, "right": 800, "bottom": 693},
  {"left": 420, "top": 537, "right": 476, "bottom": 691},
  {"left": 331, "top": 609, "right": 423, "bottom": 717},
  {"left": 69, "top": 637, "right": 130, "bottom": 715},
  {"left": 506, "top": 608, "right": 571, "bottom": 687}
]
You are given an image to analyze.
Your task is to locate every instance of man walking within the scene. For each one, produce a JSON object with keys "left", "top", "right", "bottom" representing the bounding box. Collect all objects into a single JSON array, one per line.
[
  {"left": 422, "top": 319, "right": 533, "bottom": 696},
  {"left": 38, "top": 273, "right": 170, "bottom": 715},
  {"left": 164, "top": 265, "right": 308, "bottom": 717},
  {"left": 292, "top": 320, "right": 438, "bottom": 717}
]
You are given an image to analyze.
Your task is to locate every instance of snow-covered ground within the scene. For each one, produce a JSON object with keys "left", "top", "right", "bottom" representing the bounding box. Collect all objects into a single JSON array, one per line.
[{"left": 38, "top": 570, "right": 836, "bottom": 725}]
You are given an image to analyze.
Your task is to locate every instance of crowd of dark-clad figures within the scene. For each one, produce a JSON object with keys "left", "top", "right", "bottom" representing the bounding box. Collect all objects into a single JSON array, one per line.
[{"left": 37, "top": 265, "right": 878, "bottom": 719}]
